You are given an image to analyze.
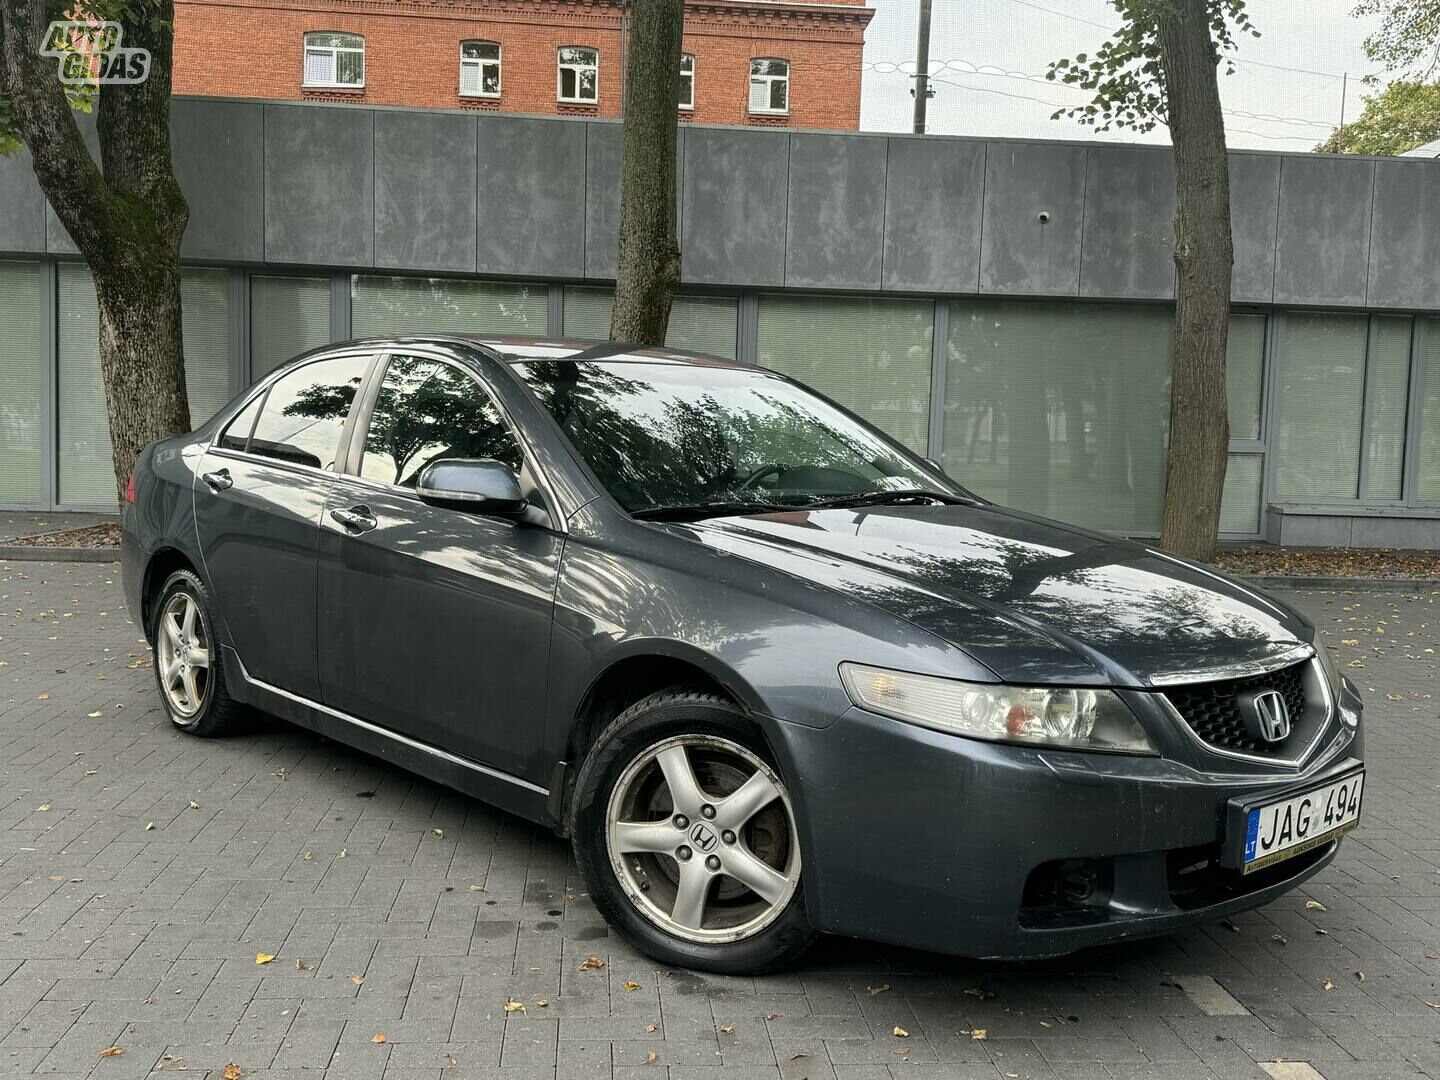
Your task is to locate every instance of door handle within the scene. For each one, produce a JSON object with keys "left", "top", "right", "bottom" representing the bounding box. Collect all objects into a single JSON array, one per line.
[
  {"left": 330, "top": 505, "right": 377, "bottom": 533},
  {"left": 201, "top": 468, "right": 232, "bottom": 492}
]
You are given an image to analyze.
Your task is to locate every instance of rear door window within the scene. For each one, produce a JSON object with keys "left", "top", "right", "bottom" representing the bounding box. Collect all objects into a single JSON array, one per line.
[
  {"left": 248, "top": 355, "right": 370, "bottom": 470},
  {"left": 218, "top": 395, "right": 263, "bottom": 452}
]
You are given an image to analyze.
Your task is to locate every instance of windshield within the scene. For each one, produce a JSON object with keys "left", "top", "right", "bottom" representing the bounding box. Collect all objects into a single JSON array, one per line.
[{"left": 513, "top": 359, "right": 965, "bottom": 513}]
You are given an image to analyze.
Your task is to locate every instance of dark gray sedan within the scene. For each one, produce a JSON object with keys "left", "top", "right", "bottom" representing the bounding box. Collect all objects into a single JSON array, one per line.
[{"left": 122, "top": 336, "right": 1365, "bottom": 973}]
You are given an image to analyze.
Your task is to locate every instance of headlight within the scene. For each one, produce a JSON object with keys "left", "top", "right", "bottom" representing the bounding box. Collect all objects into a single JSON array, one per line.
[
  {"left": 839, "top": 663, "right": 1157, "bottom": 755},
  {"left": 1313, "top": 640, "right": 1359, "bottom": 727}
]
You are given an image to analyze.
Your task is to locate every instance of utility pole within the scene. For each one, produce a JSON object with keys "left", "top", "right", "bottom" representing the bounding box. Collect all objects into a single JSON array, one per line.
[
  {"left": 912, "top": 0, "right": 931, "bottom": 134},
  {"left": 1339, "top": 71, "right": 1348, "bottom": 129}
]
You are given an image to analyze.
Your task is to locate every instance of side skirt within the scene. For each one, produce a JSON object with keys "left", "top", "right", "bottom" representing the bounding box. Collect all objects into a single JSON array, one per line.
[{"left": 224, "top": 645, "right": 554, "bottom": 826}]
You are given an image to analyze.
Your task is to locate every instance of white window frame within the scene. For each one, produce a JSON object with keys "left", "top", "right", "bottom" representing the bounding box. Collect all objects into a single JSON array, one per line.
[
  {"left": 749, "top": 57, "right": 789, "bottom": 115},
  {"left": 459, "top": 40, "right": 501, "bottom": 98},
  {"left": 557, "top": 46, "right": 599, "bottom": 104},
  {"left": 303, "top": 31, "right": 364, "bottom": 89},
  {"left": 679, "top": 52, "right": 695, "bottom": 110}
]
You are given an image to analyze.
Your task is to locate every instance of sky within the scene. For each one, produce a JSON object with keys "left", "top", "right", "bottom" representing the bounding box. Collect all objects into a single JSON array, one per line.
[{"left": 858, "top": 0, "right": 1388, "bottom": 151}]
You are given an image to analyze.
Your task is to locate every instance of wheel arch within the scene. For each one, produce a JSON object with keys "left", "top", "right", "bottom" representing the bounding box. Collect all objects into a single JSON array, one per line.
[{"left": 139, "top": 546, "right": 200, "bottom": 643}]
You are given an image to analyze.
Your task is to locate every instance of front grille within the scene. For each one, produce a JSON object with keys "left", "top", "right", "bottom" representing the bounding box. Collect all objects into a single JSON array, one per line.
[{"left": 1164, "top": 661, "right": 1308, "bottom": 756}]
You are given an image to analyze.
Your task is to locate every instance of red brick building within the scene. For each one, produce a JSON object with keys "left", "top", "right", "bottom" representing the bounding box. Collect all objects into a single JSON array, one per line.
[{"left": 173, "top": 0, "right": 873, "bottom": 129}]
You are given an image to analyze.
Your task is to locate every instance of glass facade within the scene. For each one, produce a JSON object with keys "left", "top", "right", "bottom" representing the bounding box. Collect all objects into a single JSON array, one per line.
[
  {"left": 8, "top": 259, "right": 1440, "bottom": 533},
  {"left": 251, "top": 275, "right": 330, "bottom": 379},
  {"left": 563, "top": 287, "right": 740, "bottom": 359},
  {"left": 757, "top": 294, "right": 933, "bottom": 454},
  {"left": 0, "top": 261, "right": 44, "bottom": 505},
  {"left": 57, "top": 265, "right": 232, "bottom": 505},
  {"left": 352, "top": 276, "right": 547, "bottom": 338},
  {"left": 942, "top": 301, "right": 1173, "bottom": 534}
]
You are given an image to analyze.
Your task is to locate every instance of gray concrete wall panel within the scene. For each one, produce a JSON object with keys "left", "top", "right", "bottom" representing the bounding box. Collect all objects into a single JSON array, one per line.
[
  {"left": 374, "top": 110, "right": 477, "bottom": 273},
  {"left": 264, "top": 104, "right": 374, "bottom": 267},
  {"left": 785, "top": 132, "right": 887, "bottom": 290},
  {"left": 680, "top": 127, "right": 788, "bottom": 287},
  {"left": 1273, "top": 155, "right": 1374, "bottom": 307},
  {"left": 1080, "top": 146, "right": 1175, "bottom": 299},
  {"left": 979, "top": 141, "right": 1086, "bottom": 296},
  {"left": 475, "top": 115, "right": 585, "bottom": 279},
  {"left": 880, "top": 136, "right": 984, "bottom": 294}
]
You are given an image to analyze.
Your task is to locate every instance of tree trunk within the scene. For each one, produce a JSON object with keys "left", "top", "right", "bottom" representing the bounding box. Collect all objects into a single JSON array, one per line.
[
  {"left": 609, "top": 0, "right": 683, "bottom": 347},
  {"left": 0, "top": 0, "right": 190, "bottom": 502},
  {"left": 1156, "top": 0, "right": 1233, "bottom": 562}
]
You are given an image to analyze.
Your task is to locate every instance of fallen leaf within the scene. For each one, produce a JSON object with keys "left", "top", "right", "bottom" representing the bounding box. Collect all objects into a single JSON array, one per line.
[
  {"left": 623, "top": 980, "right": 640, "bottom": 992},
  {"left": 719, "top": 1024, "right": 733, "bottom": 1034},
  {"left": 644, "top": 1051, "right": 657, "bottom": 1065},
  {"left": 1271, "top": 933, "right": 1288, "bottom": 945},
  {"left": 892, "top": 1026, "right": 909, "bottom": 1038},
  {"left": 145, "top": 821, "right": 154, "bottom": 831},
  {"left": 971, "top": 1028, "right": 988, "bottom": 1040},
  {"left": 644, "top": 1024, "right": 657, "bottom": 1033},
  {"left": 895, "top": 1047, "right": 910, "bottom": 1056},
  {"left": 1040, "top": 1020, "right": 1052, "bottom": 1028},
  {"left": 255, "top": 952, "right": 275, "bottom": 965},
  {"left": 866, "top": 983, "right": 890, "bottom": 996},
  {"left": 337, "top": 848, "right": 346, "bottom": 858},
  {"left": 302, "top": 851, "right": 312, "bottom": 861},
  {"left": 503, "top": 999, "right": 526, "bottom": 1014},
  {"left": 579, "top": 955, "right": 605, "bottom": 971},
  {"left": 188, "top": 801, "right": 200, "bottom": 809},
  {"left": 790, "top": 1053, "right": 808, "bottom": 1061},
  {"left": 1341, "top": 639, "right": 1359, "bottom": 647},
  {"left": 351, "top": 975, "right": 364, "bottom": 985},
  {"left": 534, "top": 998, "right": 549, "bottom": 1007},
  {"left": 35, "top": 804, "right": 50, "bottom": 812},
  {"left": 87, "top": 710, "right": 101, "bottom": 718},
  {"left": 766, "top": 1012, "right": 781, "bottom": 1020},
  {"left": 295, "top": 959, "right": 307, "bottom": 971},
  {"left": 447, "top": 1055, "right": 457, "bottom": 1066},
  {"left": 963, "top": 986, "right": 997, "bottom": 999},
  {"left": 1355, "top": 971, "right": 1366, "bottom": 982},
  {"left": 432, "top": 828, "right": 444, "bottom": 838},
  {"left": 222, "top": 1065, "right": 241, "bottom": 1080},
  {"left": 99, "top": 1046, "right": 123, "bottom": 1057},
  {"left": 1306, "top": 900, "right": 1327, "bottom": 911},
  {"left": 371, "top": 1033, "right": 387, "bottom": 1044},
  {"left": 1427, "top": 1002, "right": 1440, "bottom": 1009},
  {"left": 1427, "top": 952, "right": 1439, "bottom": 960},
  {"left": 1323, "top": 979, "right": 1336, "bottom": 991},
  {"left": 469, "top": 885, "right": 485, "bottom": 892},
  {"left": 37, "top": 693, "right": 48, "bottom": 700},
  {"left": 83, "top": 770, "right": 96, "bottom": 777}
]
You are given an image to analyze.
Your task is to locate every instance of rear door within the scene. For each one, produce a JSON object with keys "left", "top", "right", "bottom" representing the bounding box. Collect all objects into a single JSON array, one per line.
[
  {"left": 195, "top": 352, "right": 375, "bottom": 700},
  {"left": 316, "top": 350, "right": 564, "bottom": 780}
]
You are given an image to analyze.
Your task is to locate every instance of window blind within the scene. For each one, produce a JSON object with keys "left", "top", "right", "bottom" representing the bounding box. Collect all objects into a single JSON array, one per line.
[
  {"left": 1365, "top": 315, "right": 1411, "bottom": 500},
  {"left": 251, "top": 276, "right": 331, "bottom": 380},
  {"left": 563, "top": 287, "right": 740, "bottom": 359},
  {"left": 1273, "top": 312, "right": 1367, "bottom": 502},
  {"left": 1419, "top": 319, "right": 1440, "bottom": 503},
  {"left": 1220, "top": 453, "right": 1263, "bottom": 534},
  {"left": 0, "top": 262, "right": 44, "bottom": 505},
  {"left": 1227, "top": 314, "right": 1265, "bottom": 441},
  {"left": 352, "top": 276, "right": 547, "bottom": 337},
  {"left": 56, "top": 264, "right": 112, "bottom": 505},
  {"left": 757, "top": 295, "right": 932, "bottom": 454},
  {"left": 943, "top": 300, "right": 1173, "bottom": 533},
  {"left": 181, "top": 269, "right": 231, "bottom": 425}
]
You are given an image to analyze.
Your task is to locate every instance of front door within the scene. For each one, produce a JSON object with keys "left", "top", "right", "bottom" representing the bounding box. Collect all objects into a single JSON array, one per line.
[
  {"left": 194, "top": 353, "right": 373, "bottom": 700},
  {"left": 316, "top": 352, "right": 563, "bottom": 781}
]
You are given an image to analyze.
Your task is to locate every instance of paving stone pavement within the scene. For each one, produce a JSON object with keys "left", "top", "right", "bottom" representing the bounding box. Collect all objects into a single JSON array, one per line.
[{"left": 1, "top": 560, "right": 1438, "bottom": 1080}]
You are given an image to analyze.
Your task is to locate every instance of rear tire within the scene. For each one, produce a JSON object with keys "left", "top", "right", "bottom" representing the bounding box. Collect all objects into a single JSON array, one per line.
[
  {"left": 571, "top": 689, "right": 817, "bottom": 974},
  {"left": 151, "top": 568, "right": 249, "bottom": 737}
]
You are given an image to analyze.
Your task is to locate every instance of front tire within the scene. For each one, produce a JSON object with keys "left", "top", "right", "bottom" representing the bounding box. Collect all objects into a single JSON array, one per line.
[
  {"left": 151, "top": 568, "right": 249, "bottom": 737},
  {"left": 571, "top": 689, "right": 817, "bottom": 974}
]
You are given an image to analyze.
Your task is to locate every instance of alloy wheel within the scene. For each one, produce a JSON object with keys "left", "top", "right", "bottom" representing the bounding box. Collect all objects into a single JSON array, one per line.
[
  {"left": 605, "top": 734, "right": 800, "bottom": 943},
  {"left": 156, "top": 592, "right": 210, "bottom": 720}
]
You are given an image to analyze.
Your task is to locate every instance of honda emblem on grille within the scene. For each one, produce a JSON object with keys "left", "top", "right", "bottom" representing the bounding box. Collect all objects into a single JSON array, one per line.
[{"left": 1240, "top": 689, "right": 1292, "bottom": 743}]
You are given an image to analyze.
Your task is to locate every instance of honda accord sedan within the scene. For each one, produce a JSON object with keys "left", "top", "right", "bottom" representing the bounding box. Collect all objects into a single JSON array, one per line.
[{"left": 122, "top": 335, "right": 1365, "bottom": 973}]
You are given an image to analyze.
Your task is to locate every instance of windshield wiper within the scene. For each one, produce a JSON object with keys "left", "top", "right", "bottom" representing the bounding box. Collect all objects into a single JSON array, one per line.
[
  {"left": 631, "top": 500, "right": 809, "bottom": 522},
  {"left": 805, "top": 488, "right": 973, "bottom": 510}
]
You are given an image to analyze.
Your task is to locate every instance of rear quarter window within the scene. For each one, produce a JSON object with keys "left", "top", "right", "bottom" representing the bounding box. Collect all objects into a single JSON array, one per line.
[{"left": 217, "top": 395, "right": 263, "bottom": 452}]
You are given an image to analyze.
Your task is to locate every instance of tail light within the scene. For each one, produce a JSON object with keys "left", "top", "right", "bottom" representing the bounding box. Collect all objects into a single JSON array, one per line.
[{"left": 125, "top": 473, "right": 136, "bottom": 504}]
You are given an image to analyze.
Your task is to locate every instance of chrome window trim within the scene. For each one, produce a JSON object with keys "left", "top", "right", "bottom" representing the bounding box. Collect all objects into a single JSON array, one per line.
[
  {"left": 1158, "top": 656, "right": 1332, "bottom": 770},
  {"left": 1146, "top": 641, "right": 1315, "bottom": 687}
]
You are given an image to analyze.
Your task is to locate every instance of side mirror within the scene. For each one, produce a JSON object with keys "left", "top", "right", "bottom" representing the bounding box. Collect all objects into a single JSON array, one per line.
[{"left": 416, "top": 458, "right": 528, "bottom": 516}]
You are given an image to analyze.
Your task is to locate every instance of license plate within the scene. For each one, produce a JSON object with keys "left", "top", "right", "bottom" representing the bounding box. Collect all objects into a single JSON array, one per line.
[{"left": 1242, "top": 771, "right": 1363, "bottom": 874}]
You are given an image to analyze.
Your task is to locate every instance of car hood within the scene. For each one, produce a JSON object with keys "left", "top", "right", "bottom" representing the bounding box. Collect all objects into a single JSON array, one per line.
[{"left": 686, "top": 502, "right": 1310, "bottom": 688}]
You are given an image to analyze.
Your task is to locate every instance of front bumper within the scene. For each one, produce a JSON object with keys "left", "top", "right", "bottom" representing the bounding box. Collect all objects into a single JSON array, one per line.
[{"left": 764, "top": 682, "right": 1363, "bottom": 959}]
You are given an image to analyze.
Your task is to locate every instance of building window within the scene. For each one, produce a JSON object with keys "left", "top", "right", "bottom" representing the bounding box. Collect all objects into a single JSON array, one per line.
[
  {"left": 1272, "top": 312, "right": 1368, "bottom": 502},
  {"left": 250, "top": 276, "right": 332, "bottom": 380},
  {"left": 460, "top": 40, "right": 501, "bottom": 98},
  {"left": 557, "top": 46, "right": 598, "bottom": 104},
  {"left": 303, "top": 31, "right": 364, "bottom": 89},
  {"left": 679, "top": 53, "right": 695, "bottom": 110},
  {"left": 351, "top": 276, "right": 547, "bottom": 337},
  {"left": 0, "top": 261, "right": 44, "bottom": 505},
  {"left": 563, "top": 287, "right": 739, "bottom": 359},
  {"left": 749, "top": 58, "right": 789, "bottom": 115}
]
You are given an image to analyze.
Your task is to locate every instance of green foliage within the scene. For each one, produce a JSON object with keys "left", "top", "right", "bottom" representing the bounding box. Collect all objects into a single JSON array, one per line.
[
  {"left": 1355, "top": 0, "right": 1440, "bottom": 77},
  {"left": 1046, "top": 0, "right": 1259, "bottom": 132},
  {"left": 1317, "top": 79, "right": 1440, "bottom": 154}
]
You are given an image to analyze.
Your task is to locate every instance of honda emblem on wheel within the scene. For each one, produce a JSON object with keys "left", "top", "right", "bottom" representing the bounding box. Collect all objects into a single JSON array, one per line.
[{"left": 1242, "top": 689, "right": 1292, "bottom": 743}]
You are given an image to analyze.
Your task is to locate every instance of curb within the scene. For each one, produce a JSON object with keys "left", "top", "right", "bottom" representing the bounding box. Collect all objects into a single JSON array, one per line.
[
  {"left": 0, "top": 546, "right": 121, "bottom": 564},
  {"left": 1238, "top": 574, "right": 1440, "bottom": 592}
]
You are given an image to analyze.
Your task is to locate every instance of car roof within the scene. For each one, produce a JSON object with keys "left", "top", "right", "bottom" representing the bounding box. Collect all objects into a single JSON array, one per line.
[{"left": 329, "top": 333, "right": 748, "bottom": 370}]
